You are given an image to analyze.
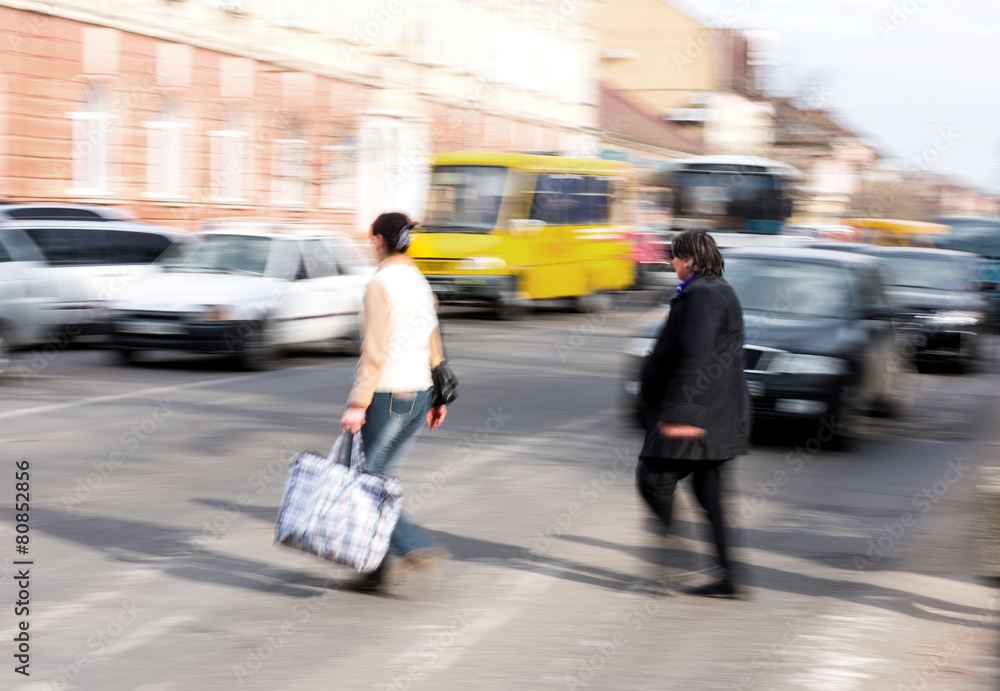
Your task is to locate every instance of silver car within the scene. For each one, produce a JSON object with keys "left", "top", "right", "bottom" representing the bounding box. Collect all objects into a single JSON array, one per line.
[{"left": 0, "top": 225, "right": 56, "bottom": 369}]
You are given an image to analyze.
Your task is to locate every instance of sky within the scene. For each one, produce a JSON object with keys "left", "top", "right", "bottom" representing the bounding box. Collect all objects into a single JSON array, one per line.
[{"left": 670, "top": 0, "right": 1000, "bottom": 192}]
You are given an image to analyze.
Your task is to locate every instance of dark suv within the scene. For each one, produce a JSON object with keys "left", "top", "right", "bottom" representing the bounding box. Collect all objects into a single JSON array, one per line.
[
  {"left": 621, "top": 247, "right": 903, "bottom": 445},
  {"left": 811, "top": 243, "right": 990, "bottom": 370}
]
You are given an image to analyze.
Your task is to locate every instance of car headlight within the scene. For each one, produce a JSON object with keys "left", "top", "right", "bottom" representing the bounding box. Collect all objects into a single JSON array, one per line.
[
  {"left": 929, "top": 310, "right": 984, "bottom": 326},
  {"left": 457, "top": 256, "right": 506, "bottom": 271},
  {"left": 623, "top": 337, "right": 656, "bottom": 358},
  {"left": 768, "top": 353, "right": 848, "bottom": 375}
]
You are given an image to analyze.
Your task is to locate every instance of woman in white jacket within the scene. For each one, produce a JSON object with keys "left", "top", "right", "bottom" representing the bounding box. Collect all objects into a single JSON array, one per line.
[{"left": 338, "top": 212, "right": 449, "bottom": 591}]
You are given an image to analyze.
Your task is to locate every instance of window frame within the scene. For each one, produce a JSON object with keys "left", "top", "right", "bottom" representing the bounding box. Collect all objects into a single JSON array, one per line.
[
  {"left": 208, "top": 106, "right": 253, "bottom": 204},
  {"left": 271, "top": 138, "right": 311, "bottom": 206},
  {"left": 67, "top": 83, "right": 115, "bottom": 197},
  {"left": 274, "top": 0, "right": 311, "bottom": 29},
  {"left": 320, "top": 140, "right": 358, "bottom": 209},
  {"left": 143, "top": 98, "right": 189, "bottom": 200}
]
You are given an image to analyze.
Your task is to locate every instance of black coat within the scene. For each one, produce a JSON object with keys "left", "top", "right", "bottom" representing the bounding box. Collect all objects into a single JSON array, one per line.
[{"left": 640, "top": 275, "right": 750, "bottom": 461}]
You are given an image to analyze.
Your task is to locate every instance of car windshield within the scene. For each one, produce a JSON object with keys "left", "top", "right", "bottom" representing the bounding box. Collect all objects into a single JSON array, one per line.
[
  {"left": 163, "top": 234, "right": 272, "bottom": 275},
  {"left": 423, "top": 165, "right": 507, "bottom": 233},
  {"left": 936, "top": 221, "right": 1000, "bottom": 259},
  {"left": 327, "top": 237, "right": 373, "bottom": 268},
  {"left": 673, "top": 171, "right": 785, "bottom": 226},
  {"left": 725, "top": 258, "right": 853, "bottom": 318},
  {"left": 875, "top": 254, "right": 969, "bottom": 291}
]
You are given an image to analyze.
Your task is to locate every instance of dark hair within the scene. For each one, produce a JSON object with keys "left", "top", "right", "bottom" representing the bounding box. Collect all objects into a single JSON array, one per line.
[
  {"left": 670, "top": 229, "right": 724, "bottom": 277},
  {"left": 371, "top": 212, "right": 414, "bottom": 253}
]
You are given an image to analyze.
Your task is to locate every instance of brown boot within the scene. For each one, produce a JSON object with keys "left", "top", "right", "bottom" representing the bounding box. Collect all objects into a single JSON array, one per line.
[{"left": 398, "top": 546, "right": 451, "bottom": 571}]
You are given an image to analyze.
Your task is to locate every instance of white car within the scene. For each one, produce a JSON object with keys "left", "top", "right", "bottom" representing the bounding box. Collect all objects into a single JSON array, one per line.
[
  {"left": 108, "top": 230, "right": 373, "bottom": 369},
  {"left": 0, "top": 225, "right": 58, "bottom": 370},
  {"left": 9, "top": 217, "right": 185, "bottom": 337}
]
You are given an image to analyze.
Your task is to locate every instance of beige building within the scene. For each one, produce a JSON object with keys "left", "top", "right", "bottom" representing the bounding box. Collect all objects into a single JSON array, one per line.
[
  {"left": 769, "top": 98, "right": 880, "bottom": 223},
  {"left": 599, "top": 0, "right": 774, "bottom": 157},
  {"left": 0, "top": 0, "right": 605, "bottom": 234},
  {"left": 599, "top": 83, "right": 702, "bottom": 166}
]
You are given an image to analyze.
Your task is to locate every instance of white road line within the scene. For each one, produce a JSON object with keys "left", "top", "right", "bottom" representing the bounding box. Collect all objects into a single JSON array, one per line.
[
  {"left": 381, "top": 569, "right": 553, "bottom": 685},
  {"left": 0, "top": 594, "right": 117, "bottom": 640},
  {"left": 0, "top": 373, "right": 257, "bottom": 421},
  {"left": 1, "top": 569, "right": 160, "bottom": 640},
  {"left": 107, "top": 614, "right": 198, "bottom": 657}
]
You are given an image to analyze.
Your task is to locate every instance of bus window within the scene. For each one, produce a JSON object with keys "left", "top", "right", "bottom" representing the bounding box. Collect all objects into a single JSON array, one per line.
[
  {"left": 583, "top": 177, "right": 610, "bottom": 225},
  {"left": 423, "top": 165, "right": 507, "bottom": 233},
  {"left": 531, "top": 174, "right": 581, "bottom": 226},
  {"left": 529, "top": 174, "right": 613, "bottom": 226}
]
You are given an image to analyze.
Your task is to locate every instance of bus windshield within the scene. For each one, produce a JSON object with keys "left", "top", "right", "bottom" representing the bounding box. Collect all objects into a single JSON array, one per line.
[
  {"left": 674, "top": 171, "right": 784, "bottom": 223},
  {"left": 422, "top": 165, "right": 507, "bottom": 233}
]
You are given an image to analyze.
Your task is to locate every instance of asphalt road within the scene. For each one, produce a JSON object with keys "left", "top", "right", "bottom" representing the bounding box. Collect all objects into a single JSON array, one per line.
[{"left": 1, "top": 294, "right": 999, "bottom": 691}]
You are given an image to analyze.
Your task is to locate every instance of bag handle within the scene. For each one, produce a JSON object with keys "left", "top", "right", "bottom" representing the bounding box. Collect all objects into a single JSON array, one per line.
[{"left": 328, "top": 432, "right": 368, "bottom": 473}]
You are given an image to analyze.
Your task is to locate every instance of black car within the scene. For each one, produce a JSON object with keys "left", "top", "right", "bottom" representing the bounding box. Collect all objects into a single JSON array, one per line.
[
  {"left": 811, "top": 243, "right": 990, "bottom": 369},
  {"left": 621, "top": 247, "right": 902, "bottom": 445}
]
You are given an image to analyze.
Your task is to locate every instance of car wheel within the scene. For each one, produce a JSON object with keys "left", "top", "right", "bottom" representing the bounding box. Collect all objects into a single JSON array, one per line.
[
  {"left": 956, "top": 335, "right": 979, "bottom": 374},
  {"left": 0, "top": 332, "right": 9, "bottom": 375},
  {"left": 495, "top": 293, "right": 528, "bottom": 320},
  {"left": 329, "top": 326, "right": 362, "bottom": 356},
  {"left": 235, "top": 320, "right": 279, "bottom": 371},
  {"left": 111, "top": 348, "right": 137, "bottom": 365},
  {"left": 632, "top": 264, "right": 649, "bottom": 291},
  {"left": 574, "top": 291, "right": 614, "bottom": 314},
  {"left": 825, "top": 389, "right": 861, "bottom": 451},
  {"left": 874, "top": 350, "right": 915, "bottom": 418}
]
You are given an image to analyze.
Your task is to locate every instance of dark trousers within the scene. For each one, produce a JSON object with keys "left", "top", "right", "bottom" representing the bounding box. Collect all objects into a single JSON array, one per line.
[{"left": 636, "top": 458, "right": 735, "bottom": 580}]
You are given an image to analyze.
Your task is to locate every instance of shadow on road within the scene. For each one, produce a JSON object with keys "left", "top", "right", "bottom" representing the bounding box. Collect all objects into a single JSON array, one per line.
[
  {"left": 431, "top": 527, "right": 995, "bottom": 625},
  {"left": 8, "top": 506, "right": 327, "bottom": 598}
]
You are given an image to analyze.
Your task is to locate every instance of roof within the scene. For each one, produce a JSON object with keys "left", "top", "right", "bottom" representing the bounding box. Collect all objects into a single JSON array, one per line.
[
  {"left": 806, "top": 242, "right": 875, "bottom": 253},
  {"left": 432, "top": 151, "right": 633, "bottom": 174},
  {"left": 852, "top": 245, "right": 978, "bottom": 260},
  {"left": 0, "top": 203, "right": 134, "bottom": 222},
  {"left": 202, "top": 228, "right": 347, "bottom": 240},
  {"left": 722, "top": 246, "right": 885, "bottom": 267},
  {"left": 198, "top": 218, "right": 358, "bottom": 239},
  {"left": 1, "top": 218, "right": 183, "bottom": 237},
  {"left": 661, "top": 154, "right": 803, "bottom": 179},
  {"left": 769, "top": 98, "right": 868, "bottom": 146},
  {"left": 844, "top": 218, "right": 949, "bottom": 235},
  {"left": 937, "top": 217, "right": 1000, "bottom": 227},
  {"left": 600, "top": 85, "right": 703, "bottom": 156}
]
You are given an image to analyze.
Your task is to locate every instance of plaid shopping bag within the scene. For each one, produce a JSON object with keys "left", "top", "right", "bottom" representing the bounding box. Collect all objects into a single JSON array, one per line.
[{"left": 275, "top": 432, "right": 402, "bottom": 573}]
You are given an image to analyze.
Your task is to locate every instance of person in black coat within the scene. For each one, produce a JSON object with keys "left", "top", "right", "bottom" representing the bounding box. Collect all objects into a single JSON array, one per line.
[{"left": 638, "top": 229, "right": 750, "bottom": 598}]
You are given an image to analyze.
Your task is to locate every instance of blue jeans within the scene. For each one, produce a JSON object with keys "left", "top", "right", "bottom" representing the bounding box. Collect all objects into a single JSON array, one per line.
[{"left": 360, "top": 389, "right": 438, "bottom": 559}]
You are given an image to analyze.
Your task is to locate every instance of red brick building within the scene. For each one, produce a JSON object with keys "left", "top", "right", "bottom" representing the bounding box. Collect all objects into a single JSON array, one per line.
[{"left": 0, "top": 2, "right": 601, "bottom": 236}]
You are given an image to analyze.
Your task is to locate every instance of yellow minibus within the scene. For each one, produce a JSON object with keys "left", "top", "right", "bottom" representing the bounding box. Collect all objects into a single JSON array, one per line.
[
  {"left": 408, "top": 152, "right": 636, "bottom": 318},
  {"left": 844, "top": 218, "right": 949, "bottom": 247}
]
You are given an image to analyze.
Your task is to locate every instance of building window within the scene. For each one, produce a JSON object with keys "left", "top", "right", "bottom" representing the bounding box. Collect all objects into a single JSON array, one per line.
[
  {"left": 208, "top": 106, "right": 252, "bottom": 202},
  {"left": 144, "top": 98, "right": 187, "bottom": 198},
  {"left": 272, "top": 139, "right": 309, "bottom": 205},
  {"left": 321, "top": 138, "right": 358, "bottom": 207},
  {"left": 275, "top": 0, "right": 309, "bottom": 27},
  {"left": 69, "top": 83, "right": 113, "bottom": 195}
]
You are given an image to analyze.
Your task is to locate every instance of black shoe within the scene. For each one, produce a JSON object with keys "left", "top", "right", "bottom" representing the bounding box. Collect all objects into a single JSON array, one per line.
[
  {"left": 679, "top": 579, "right": 743, "bottom": 599},
  {"left": 329, "top": 564, "right": 389, "bottom": 592}
]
